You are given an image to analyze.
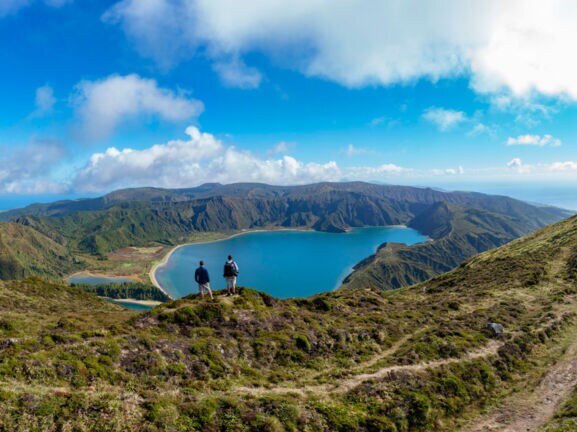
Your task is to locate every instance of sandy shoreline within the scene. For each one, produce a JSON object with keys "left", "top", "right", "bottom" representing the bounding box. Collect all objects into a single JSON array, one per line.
[
  {"left": 107, "top": 298, "right": 162, "bottom": 307},
  {"left": 67, "top": 270, "right": 173, "bottom": 302},
  {"left": 68, "top": 271, "right": 141, "bottom": 283}
]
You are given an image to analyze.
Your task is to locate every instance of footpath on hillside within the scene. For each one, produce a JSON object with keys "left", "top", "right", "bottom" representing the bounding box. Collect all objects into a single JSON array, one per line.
[
  {"left": 230, "top": 246, "right": 577, "bottom": 431},
  {"left": 460, "top": 247, "right": 577, "bottom": 432},
  {"left": 459, "top": 333, "right": 577, "bottom": 432},
  {"left": 233, "top": 335, "right": 504, "bottom": 398}
]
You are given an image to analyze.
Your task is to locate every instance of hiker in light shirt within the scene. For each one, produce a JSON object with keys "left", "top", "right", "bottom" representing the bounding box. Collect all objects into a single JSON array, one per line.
[{"left": 223, "top": 255, "right": 239, "bottom": 296}]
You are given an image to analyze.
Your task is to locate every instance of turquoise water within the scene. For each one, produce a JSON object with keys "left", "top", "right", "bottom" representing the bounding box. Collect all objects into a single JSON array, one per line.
[
  {"left": 68, "top": 275, "right": 133, "bottom": 285},
  {"left": 155, "top": 227, "right": 427, "bottom": 299}
]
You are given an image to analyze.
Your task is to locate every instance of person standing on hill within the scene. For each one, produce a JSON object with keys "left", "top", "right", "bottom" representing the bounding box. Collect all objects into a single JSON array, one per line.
[
  {"left": 194, "top": 260, "right": 213, "bottom": 300},
  {"left": 223, "top": 255, "right": 239, "bottom": 296}
]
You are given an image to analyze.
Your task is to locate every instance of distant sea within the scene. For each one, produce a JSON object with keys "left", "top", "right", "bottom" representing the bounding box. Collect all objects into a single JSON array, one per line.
[
  {"left": 0, "top": 193, "right": 98, "bottom": 211},
  {"left": 440, "top": 183, "right": 577, "bottom": 211}
]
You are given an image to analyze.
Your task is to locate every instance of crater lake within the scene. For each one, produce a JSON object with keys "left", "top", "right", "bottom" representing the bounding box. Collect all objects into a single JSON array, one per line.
[{"left": 155, "top": 226, "right": 427, "bottom": 299}]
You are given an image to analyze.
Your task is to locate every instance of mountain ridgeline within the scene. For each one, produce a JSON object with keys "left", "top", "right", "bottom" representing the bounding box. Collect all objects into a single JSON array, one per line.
[{"left": 0, "top": 182, "right": 571, "bottom": 287}]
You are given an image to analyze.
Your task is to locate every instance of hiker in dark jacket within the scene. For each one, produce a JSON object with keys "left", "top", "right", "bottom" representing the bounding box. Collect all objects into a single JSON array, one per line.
[
  {"left": 223, "top": 255, "right": 239, "bottom": 296},
  {"left": 194, "top": 260, "right": 213, "bottom": 299}
]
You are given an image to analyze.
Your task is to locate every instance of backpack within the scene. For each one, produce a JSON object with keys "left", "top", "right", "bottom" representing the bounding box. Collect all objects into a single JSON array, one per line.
[{"left": 224, "top": 261, "right": 238, "bottom": 277}]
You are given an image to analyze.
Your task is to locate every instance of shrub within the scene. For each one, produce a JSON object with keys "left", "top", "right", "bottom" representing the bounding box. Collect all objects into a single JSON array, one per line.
[
  {"left": 173, "top": 307, "right": 200, "bottom": 326},
  {"left": 295, "top": 335, "right": 311, "bottom": 352}
]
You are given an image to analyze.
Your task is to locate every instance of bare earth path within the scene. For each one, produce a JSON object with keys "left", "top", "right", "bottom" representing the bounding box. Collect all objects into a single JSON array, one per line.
[
  {"left": 459, "top": 336, "right": 577, "bottom": 432},
  {"left": 460, "top": 246, "right": 577, "bottom": 432},
  {"left": 235, "top": 339, "right": 503, "bottom": 397}
]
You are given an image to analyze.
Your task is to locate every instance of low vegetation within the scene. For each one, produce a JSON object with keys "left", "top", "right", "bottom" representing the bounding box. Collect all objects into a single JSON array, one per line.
[
  {"left": 1, "top": 213, "right": 577, "bottom": 430},
  {"left": 543, "top": 388, "right": 577, "bottom": 431},
  {"left": 71, "top": 281, "right": 171, "bottom": 301}
]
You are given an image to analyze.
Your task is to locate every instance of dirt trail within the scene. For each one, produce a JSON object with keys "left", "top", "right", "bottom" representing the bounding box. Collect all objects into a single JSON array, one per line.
[
  {"left": 307, "top": 331, "right": 416, "bottom": 382},
  {"left": 460, "top": 247, "right": 577, "bottom": 432},
  {"left": 236, "top": 339, "right": 503, "bottom": 397},
  {"left": 460, "top": 336, "right": 577, "bottom": 432}
]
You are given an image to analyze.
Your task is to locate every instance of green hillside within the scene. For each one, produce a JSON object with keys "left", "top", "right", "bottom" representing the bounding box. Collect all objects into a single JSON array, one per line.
[
  {"left": 1, "top": 214, "right": 577, "bottom": 430},
  {"left": 0, "top": 277, "right": 133, "bottom": 338},
  {"left": 0, "top": 182, "right": 570, "bottom": 289},
  {"left": 0, "top": 222, "right": 81, "bottom": 280},
  {"left": 342, "top": 202, "right": 529, "bottom": 289}
]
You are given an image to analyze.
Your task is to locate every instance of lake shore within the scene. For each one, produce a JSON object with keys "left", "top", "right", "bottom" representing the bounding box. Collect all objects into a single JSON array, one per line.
[
  {"left": 68, "top": 270, "right": 173, "bottom": 302},
  {"left": 107, "top": 298, "right": 162, "bottom": 307},
  {"left": 68, "top": 271, "right": 141, "bottom": 283},
  {"left": 149, "top": 226, "right": 416, "bottom": 298}
]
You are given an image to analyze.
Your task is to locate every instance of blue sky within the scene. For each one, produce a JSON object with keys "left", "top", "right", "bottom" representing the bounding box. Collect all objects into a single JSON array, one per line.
[{"left": 2, "top": 0, "right": 577, "bottom": 204}]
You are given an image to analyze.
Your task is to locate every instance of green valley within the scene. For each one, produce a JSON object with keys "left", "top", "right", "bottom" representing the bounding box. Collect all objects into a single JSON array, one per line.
[{"left": 0, "top": 182, "right": 570, "bottom": 294}]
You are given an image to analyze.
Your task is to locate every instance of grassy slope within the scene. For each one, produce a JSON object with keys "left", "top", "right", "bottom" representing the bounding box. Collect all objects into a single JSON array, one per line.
[
  {"left": 342, "top": 202, "right": 529, "bottom": 290},
  {"left": 0, "top": 222, "right": 82, "bottom": 280},
  {"left": 1, "top": 215, "right": 577, "bottom": 430},
  {"left": 0, "top": 277, "right": 134, "bottom": 338},
  {"left": 544, "top": 389, "right": 577, "bottom": 431}
]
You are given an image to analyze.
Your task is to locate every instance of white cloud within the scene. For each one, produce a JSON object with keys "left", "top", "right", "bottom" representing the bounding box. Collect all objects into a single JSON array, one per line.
[
  {"left": 0, "top": 0, "right": 72, "bottom": 16},
  {"left": 430, "top": 166, "right": 464, "bottom": 175},
  {"left": 267, "top": 141, "right": 293, "bottom": 156},
  {"left": 422, "top": 107, "right": 467, "bottom": 131},
  {"left": 491, "top": 95, "right": 558, "bottom": 126},
  {"left": 369, "top": 116, "right": 387, "bottom": 127},
  {"left": 548, "top": 161, "right": 577, "bottom": 171},
  {"left": 0, "top": 139, "right": 68, "bottom": 193},
  {"left": 346, "top": 163, "right": 406, "bottom": 180},
  {"left": 73, "top": 126, "right": 341, "bottom": 192},
  {"left": 72, "top": 74, "right": 203, "bottom": 140},
  {"left": 105, "top": 0, "right": 577, "bottom": 102},
  {"left": 507, "top": 157, "right": 531, "bottom": 174},
  {"left": 344, "top": 144, "right": 369, "bottom": 157},
  {"left": 445, "top": 166, "right": 465, "bottom": 175},
  {"left": 470, "top": 3, "right": 577, "bottom": 99},
  {"left": 468, "top": 123, "right": 493, "bottom": 137},
  {"left": 506, "top": 134, "right": 561, "bottom": 147},
  {"left": 30, "top": 85, "right": 56, "bottom": 117},
  {"left": 74, "top": 126, "right": 446, "bottom": 192},
  {"left": 212, "top": 57, "right": 263, "bottom": 89}
]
